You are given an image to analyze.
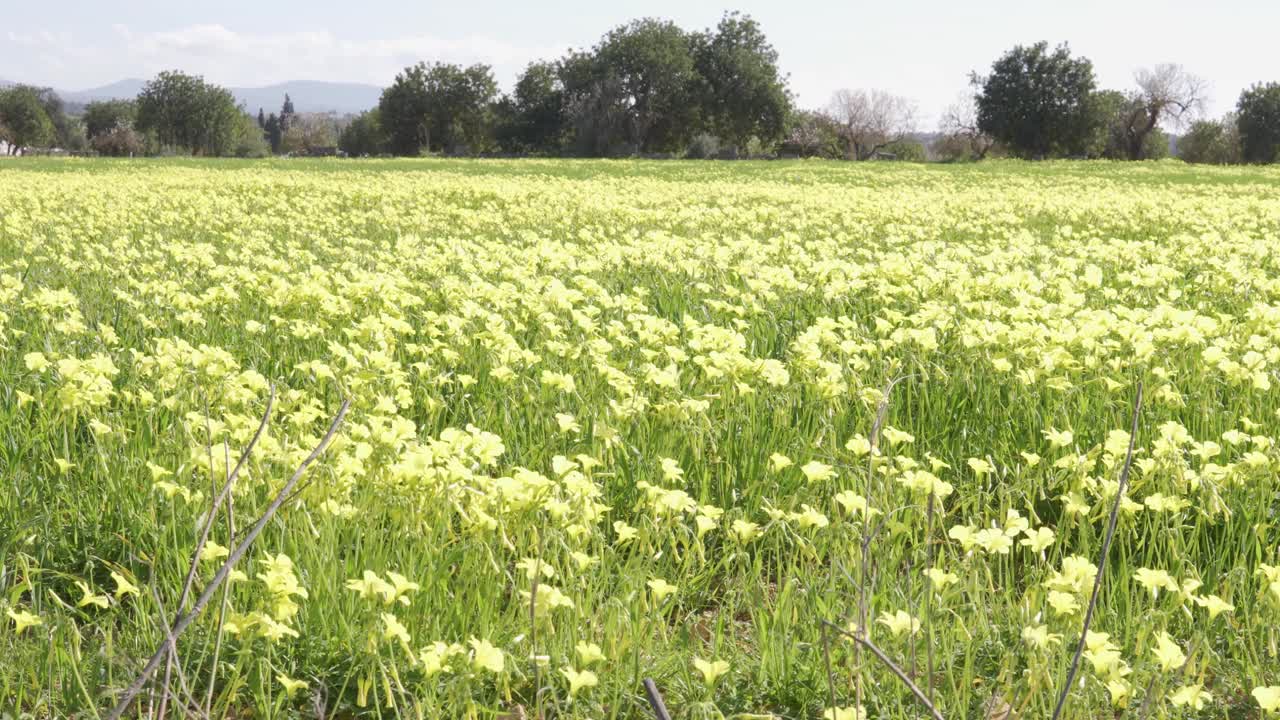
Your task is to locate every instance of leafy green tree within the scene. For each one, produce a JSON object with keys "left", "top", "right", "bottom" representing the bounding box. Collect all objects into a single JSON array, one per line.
[
  {"left": 558, "top": 50, "right": 632, "bottom": 156},
  {"left": 379, "top": 62, "right": 497, "bottom": 155},
  {"left": 567, "top": 18, "right": 700, "bottom": 153},
  {"left": 338, "top": 109, "right": 385, "bottom": 156},
  {"left": 1084, "top": 89, "right": 1131, "bottom": 158},
  {"left": 1236, "top": 82, "right": 1280, "bottom": 163},
  {"left": 134, "top": 71, "right": 242, "bottom": 155},
  {"left": 231, "top": 113, "right": 271, "bottom": 157},
  {"left": 264, "top": 113, "right": 283, "bottom": 154},
  {"left": 691, "top": 12, "right": 791, "bottom": 152},
  {"left": 0, "top": 86, "right": 55, "bottom": 154},
  {"left": 973, "top": 42, "right": 1099, "bottom": 158},
  {"left": 495, "top": 61, "right": 570, "bottom": 154},
  {"left": 280, "top": 94, "right": 296, "bottom": 132},
  {"left": 83, "top": 99, "right": 137, "bottom": 140},
  {"left": 1177, "top": 115, "right": 1242, "bottom": 164}
]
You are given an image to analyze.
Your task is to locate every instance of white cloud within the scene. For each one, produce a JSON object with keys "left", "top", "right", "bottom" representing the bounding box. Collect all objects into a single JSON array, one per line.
[{"left": 7, "top": 24, "right": 569, "bottom": 91}]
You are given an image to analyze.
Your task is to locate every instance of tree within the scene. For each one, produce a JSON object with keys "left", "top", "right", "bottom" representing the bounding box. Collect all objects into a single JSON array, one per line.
[
  {"left": 379, "top": 62, "right": 498, "bottom": 155},
  {"left": 264, "top": 113, "right": 283, "bottom": 154},
  {"left": 338, "top": 109, "right": 385, "bottom": 156},
  {"left": 691, "top": 12, "right": 791, "bottom": 152},
  {"left": 1177, "top": 115, "right": 1242, "bottom": 164},
  {"left": 973, "top": 42, "right": 1098, "bottom": 158},
  {"left": 91, "top": 124, "right": 144, "bottom": 156},
  {"left": 938, "top": 94, "right": 995, "bottom": 160},
  {"left": 781, "top": 110, "right": 841, "bottom": 158},
  {"left": 231, "top": 113, "right": 271, "bottom": 157},
  {"left": 495, "top": 61, "right": 571, "bottom": 154},
  {"left": 280, "top": 113, "right": 338, "bottom": 154},
  {"left": 258, "top": 107, "right": 266, "bottom": 129},
  {"left": 134, "top": 71, "right": 241, "bottom": 155},
  {"left": 83, "top": 99, "right": 137, "bottom": 140},
  {"left": 826, "top": 88, "right": 917, "bottom": 160},
  {"left": 0, "top": 86, "right": 55, "bottom": 154},
  {"left": 1236, "top": 82, "right": 1280, "bottom": 163},
  {"left": 576, "top": 18, "right": 701, "bottom": 153},
  {"left": 280, "top": 94, "right": 296, "bottom": 132},
  {"left": 1116, "top": 64, "right": 1204, "bottom": 159}
]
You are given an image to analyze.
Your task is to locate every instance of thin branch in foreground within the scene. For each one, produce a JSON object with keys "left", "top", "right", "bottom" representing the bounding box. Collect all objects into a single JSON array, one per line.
[
  {"left": 107, "top": 396, "right": 349, "bottom": 720},
  {"left": 642, "top": 678, "right": 673, "bottom": 720},
  {"left": 1049, "top": 381, "right": 1143, "bottom": 720},
  {"left": 820, "top": 619, "right": 945, "bottom": 720}
]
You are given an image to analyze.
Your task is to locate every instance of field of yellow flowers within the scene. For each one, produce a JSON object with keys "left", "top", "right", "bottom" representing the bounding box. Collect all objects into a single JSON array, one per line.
[{"left": 2, "top": 157, "right": 1280, "bottom": 719}]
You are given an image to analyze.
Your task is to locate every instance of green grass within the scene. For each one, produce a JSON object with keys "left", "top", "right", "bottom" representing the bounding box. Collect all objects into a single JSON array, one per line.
[{"left": 0, "top": 157, "right": 1278, "bottom": 719}]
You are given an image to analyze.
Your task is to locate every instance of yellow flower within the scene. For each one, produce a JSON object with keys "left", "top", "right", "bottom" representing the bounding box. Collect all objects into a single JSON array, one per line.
[
  {"left": 800, "top": 460, "right": 834, "bottom": 483},
  {"left": 693, "top": 657, "right": 731, "bottom": 685},
  {"left": 844, "top": 435, "right": 871, "bottom": 456},
  {"left": 7, "top": 608, "right": 42, "bottom": 634},
  {"left": 730, "top": 519, "right": 760, "bottom": 542},
  {"left": 381, "top": 613, "right": 411, "bottom": 645},
  {"left": 75, "top": 580, "right": 109, "bottom": 609},
  {"left": 575, "top": 641, "right": 606, "bottom": 665},
  {"left": 276, "top": 673, "right": 309, "bottom": 698},
  {"left": 876, "top": 610, "right": 919, "bottom": 637},
  {"left": 200, "top": 541, "right": 230, "bottom": 563},
  {"left": 613, "top": 521, "right": 639, "bottom": 544},
  {"left": 923, "top": 567, "right": 959, "bottom": 591},
  {"left": 111, "top": 571, "right": 140, "bottom": 599},
  {"left": 1193, "top": 593, "right": 1234, "bottom": 619},
  {"left": 560, "top": 667, "right": 598, "bottom": 697},
  {"left": 1047, "top": 591, "right": 1080, "bottom": 617},
  {"left": 1133, "top": 568, "right": 1178, "bottom": 599},
  {"left": 1254, "top": 686, "right": 1280, "bottom": 714},
  {"left": 469, "top": 637, "right": 505, "bottom": 673},
  {"left": 25, "top": 351, "right": 53, "bottom": 372},
  {"left": 966, "top": 458, "right": 993, "bottom": 476},
  {"left": 1151, "top": 631, "right": 1186, "bottom": 672},
  {"left": 823, "top": 706, "right": 867, "bottom": 720},
  {"left": 1020, "top": 527, "right": 1056, "bottom": 552},
  {"left": 1169, "top": 684, "right": 1210, "bottom": 710},
  {"left": 1021, "top": 624, "right": 1061, "bottom": 649},
  {"left": 1043, "top": 428, "right": 1074, "bottom": 448},
  {"left": 769, "top": 453, "right": 794, "bottom": 471},
  {"left": 881, "top": 427, "right": 914, "bottom": 446},
  {"left": 659, "top": 457, "right": 684, "bottom": 482},
  {"left": 647, "top": 578, "right": 677, "bottom": 602}
]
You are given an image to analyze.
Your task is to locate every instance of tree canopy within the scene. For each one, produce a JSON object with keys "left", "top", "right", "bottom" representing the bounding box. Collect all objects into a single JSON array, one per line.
[{"left": 974, "top": 42, "right": 1098, "bottom": 159}]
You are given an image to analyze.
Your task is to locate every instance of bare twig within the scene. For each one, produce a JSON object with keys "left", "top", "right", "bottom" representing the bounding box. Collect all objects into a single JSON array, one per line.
[
  {"left": 642, "top": 678, "right": 673, "bottom": 720},
  {"left": 107, "top": 396, "right": 348, "bottom": 720},
  {"left": 821, "top": 619, "right": 946, "bottom": 720},
  {"left": 158, "top": 386, "right": 272, "bottom": 720},
  {"left": 858, "top": 373, "right": 908, "bottom": 712},
  {"left": 1049, "top": 381, "right": 1143, "bottom": 720}
]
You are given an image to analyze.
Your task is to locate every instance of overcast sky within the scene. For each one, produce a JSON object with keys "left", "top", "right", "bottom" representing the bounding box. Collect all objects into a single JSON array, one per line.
[{"left": 4, "top": 0, "right": 1278, "bottom": 126}]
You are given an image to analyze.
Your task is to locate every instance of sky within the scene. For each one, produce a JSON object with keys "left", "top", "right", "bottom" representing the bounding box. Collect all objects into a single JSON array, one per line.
[{"left": 4, "top": 0, "right": 1278, "bottom": 126}]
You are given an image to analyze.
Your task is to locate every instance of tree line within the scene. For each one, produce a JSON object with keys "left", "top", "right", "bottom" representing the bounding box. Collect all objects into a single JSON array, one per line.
[{"left": 5, "top": 19, "right": 1280, "bottom": 164}]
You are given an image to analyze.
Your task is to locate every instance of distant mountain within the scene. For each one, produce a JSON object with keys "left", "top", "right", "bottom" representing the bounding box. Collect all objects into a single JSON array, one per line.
[
  {"left": 44, "top": 78, "right": 379, "bottom": 115},
  {"left": 60, "top": 78, "right": 149, "bottom": 104},
  {"left": 231, "top": 81, "right": 381, "bottom": 115}
]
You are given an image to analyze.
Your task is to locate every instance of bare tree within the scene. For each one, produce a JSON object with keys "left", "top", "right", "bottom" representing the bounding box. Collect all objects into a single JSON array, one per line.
[
  {"left": 1121, "top": 63, "right": 1206, "bottom": 160},
  {"left": 938, "top": 94, "right": 994, "bottom": 160},
  {"left": 826, "top": 89, "right": 917, "bottom": 160}
]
